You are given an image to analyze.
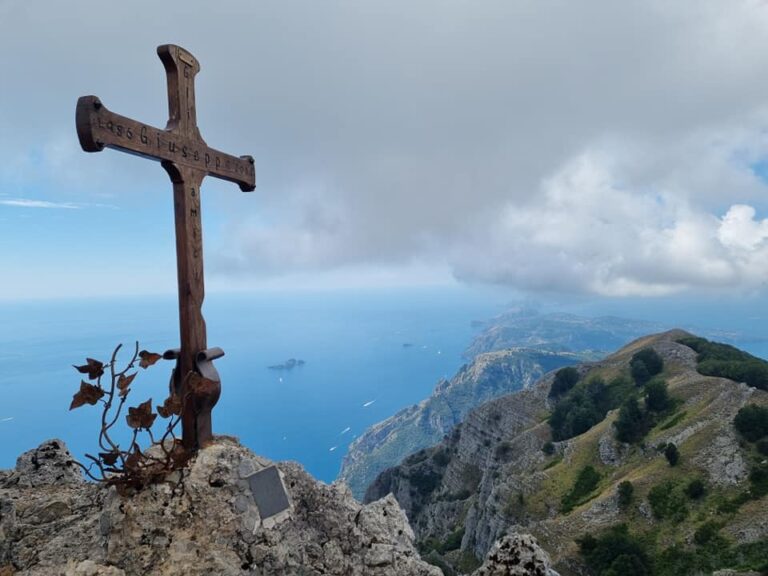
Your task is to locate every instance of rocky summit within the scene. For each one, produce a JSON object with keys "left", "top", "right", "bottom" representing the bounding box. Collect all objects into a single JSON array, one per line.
[
  {"left": 0, "top": 437, "right": 556, "bottom": 576},
  {"left": 0, "top": 437, "right": 441, "bottom": 576}
]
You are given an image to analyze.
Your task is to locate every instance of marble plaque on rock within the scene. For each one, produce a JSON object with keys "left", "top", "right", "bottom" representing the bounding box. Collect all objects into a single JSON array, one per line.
[{"left": 248, "top": 465, "right": 291, "bottom": 521}]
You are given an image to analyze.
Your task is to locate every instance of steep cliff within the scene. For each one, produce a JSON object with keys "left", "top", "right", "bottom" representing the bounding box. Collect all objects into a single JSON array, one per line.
[
  {"left": 366, "top": 331, "right": 768, "bottom": 574},
  {"left": 340, "top": 349, "right": 579, "bottom": 499}
]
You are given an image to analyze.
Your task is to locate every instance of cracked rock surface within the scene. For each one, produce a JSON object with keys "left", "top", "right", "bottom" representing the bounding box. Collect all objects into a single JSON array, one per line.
[
  {"left": 474, "top": 533, "right": 559, "bottom": 576},
  {"left": 0, "top": 438, "right": 441, "bottom": 576}
]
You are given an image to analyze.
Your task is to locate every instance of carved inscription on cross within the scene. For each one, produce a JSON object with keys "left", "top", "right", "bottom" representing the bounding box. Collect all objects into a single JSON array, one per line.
[{"left": 76, "top": 44, "right": 255, "bottom": 451}]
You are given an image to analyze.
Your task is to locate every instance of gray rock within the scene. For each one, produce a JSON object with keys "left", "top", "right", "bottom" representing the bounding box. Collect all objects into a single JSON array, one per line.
[
  {"left": 65, "top": 560, "right": 126, "bottom": 576},
  {"left": 597, "top": 429, "right": 630, "bottom": 467},
  {"left": 4, "top": 439, "right": 82, "bottom": 488},
  {"left": 474, "top": 533, "right": 559, "bottom": 576},
  {"left": 0, "top": 439, "right": 441, "bottom": 576}
]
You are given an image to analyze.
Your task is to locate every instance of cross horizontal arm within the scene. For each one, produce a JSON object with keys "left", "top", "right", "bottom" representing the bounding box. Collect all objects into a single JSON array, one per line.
[{"left": 76, "top": 95, "right": 255, "bottom": 191}]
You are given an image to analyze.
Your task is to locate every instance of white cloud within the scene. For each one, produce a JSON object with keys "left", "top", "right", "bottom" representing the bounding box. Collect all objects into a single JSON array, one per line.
[
  {"left": 718, "top": 204, "right": 768, "bottom": 251},
  {"left": 451, "top": 151, "right": 768, "bottom": 296},
  {"left": 4, "top": 0, "right": 768, "bottom": 297},
  {"left": 0, "top": 198, "right": 119, "bottom": 210},
  {"left": 0, "top": 199, "right": 80, "bottom": 209}
]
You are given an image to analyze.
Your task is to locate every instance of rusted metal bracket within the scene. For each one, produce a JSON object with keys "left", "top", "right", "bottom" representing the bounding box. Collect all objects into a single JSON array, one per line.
[
  {"left": 196, "top": 347, "right": 225, "bottom": 382},
  {"left": 163, "top": 346, "right": 225, "bottom": 395}
]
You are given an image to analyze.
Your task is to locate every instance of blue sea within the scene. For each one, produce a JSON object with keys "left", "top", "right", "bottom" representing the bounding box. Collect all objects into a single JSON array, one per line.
[
  {"left": 0, "top": 286, "right": 510, "bottom": 482},
  {"left": 2, "top": 286, "right": 767, "bottom": 483}
]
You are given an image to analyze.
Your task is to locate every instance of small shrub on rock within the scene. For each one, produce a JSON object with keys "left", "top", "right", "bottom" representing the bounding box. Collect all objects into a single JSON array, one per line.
[
  {"left": 618, "top": 480, "right": 634, "bottom": 510},
  {"left": 561, "top": 465, "right": 601, "bottom": 513},
  {"left": 664, "top": 443, "right": 680, "bottom": 467},
  {"left": 685, "top": 478, "right": 706, "bottom": 500},
  {"left": 648, "top": 481, "right": 688, "bottom": 522}
]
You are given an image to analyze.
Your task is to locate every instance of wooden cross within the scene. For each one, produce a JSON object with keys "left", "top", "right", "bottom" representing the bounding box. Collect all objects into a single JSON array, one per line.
[{"left": 75, "top": 44, "right": 255, "bottom": 451}]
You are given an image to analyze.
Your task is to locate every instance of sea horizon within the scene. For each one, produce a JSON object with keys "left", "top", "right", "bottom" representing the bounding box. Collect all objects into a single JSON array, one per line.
[
  {"left": 2, "top": 285, "right": 768, "bottom": 483},
  {"left": 0, "top": 285, "right": 512, "bottom": 481}
]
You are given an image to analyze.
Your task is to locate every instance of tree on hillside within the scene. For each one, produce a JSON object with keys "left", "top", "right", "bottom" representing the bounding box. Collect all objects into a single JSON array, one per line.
[
  {"left": 678, "top": 336, "right": 768, "bottom": 391},
  {"left": 630, "top": 348, "right": 664, "bottom": 386},
  {"left": 550, "top": 366, "right": 580, "bottom": 397},
  {"left": 645, "top": 378, "right": 671, "bottom": 413},
  {"left": 577, "top": 524, "right": 652, "bottom": 576},
  {"left": 561, "top": 465, "right": 601, "bottom": 513},
  {"left": 614, "top": 398, "right": 648, "bottom": 444},
  {"left": 549, "top": 377, "right": 611, "bottom": 441},
  {"left": 733, "top": 404, "right": 768, "bottom": 442}
]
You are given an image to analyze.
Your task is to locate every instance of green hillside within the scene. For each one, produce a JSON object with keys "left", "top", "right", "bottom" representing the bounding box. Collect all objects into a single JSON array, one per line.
[{"left": 365, "top": 331, "right": 768, "bottom": 575}]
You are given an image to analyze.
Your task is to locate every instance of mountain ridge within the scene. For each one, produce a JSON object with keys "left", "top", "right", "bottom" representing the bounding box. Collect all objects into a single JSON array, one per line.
[
  {"left": 365, "top": 330, "right": 768, "bottom": 574},
  {"left": 339, "top": 347, "right": 581, "bottom": 498}
]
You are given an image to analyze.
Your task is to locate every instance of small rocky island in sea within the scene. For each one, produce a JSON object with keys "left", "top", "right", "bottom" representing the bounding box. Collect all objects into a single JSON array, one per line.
[{"left": 268, "top": 358, "right": 306, "bottom": 370}]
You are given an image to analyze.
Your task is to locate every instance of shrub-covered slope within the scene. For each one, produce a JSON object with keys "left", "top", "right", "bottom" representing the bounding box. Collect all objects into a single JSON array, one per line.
[{"left": 366, "top": 330, "right": 768, "bottom": 575}]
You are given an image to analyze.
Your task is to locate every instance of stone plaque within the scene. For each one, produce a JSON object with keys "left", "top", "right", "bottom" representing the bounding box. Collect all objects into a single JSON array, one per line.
[{"left": 248, "top": 465, "right": 291, "bottom": 521}]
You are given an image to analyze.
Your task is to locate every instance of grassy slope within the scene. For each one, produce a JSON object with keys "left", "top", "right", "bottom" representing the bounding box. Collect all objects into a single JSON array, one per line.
[
  {"left": 522, "top": 333, "right": 768, "bottom": 573},
  {"left": 382, "top": 331, "right": 768, "bottom": 574}
]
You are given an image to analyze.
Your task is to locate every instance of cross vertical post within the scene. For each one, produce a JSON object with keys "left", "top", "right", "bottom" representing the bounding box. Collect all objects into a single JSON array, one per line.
[{"left": 75, "top": 44, "right": 256, "bottom": 450}]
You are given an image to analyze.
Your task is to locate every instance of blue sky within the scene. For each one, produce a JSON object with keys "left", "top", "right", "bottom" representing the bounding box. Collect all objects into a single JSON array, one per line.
[{"left": 3, "top": 0, "right": 768, "bottom": 300}]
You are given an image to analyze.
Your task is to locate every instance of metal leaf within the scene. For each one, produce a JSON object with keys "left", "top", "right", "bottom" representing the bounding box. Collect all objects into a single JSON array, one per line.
[
  {"left": 99, "top": 451, "right": 120, "bottom": 466},
  {"left": 126, "top": 399, "right": 157, "bottom": 429},
  {"left": 117, "top": 372, "right": 137, "bottom": 397},
  {"left": 69, "top": 381, "right": 105, "bottom": 410},
  {"left": 73, "top": 358, "right": 104, "bottom": 380},
  {"left": 138, "top": 351, "right": 162, "bottom": 369},
  {"left": 124, "top": 447, "right": 143, "bottom": 472},
  {"left": 157, "top": 394, "right": 182, "bottom": 418}
]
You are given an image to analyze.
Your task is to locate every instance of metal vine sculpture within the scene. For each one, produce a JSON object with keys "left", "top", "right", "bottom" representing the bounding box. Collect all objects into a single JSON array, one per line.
[{"left": 69, "top": 342, "right": 199, "bottom": 491}]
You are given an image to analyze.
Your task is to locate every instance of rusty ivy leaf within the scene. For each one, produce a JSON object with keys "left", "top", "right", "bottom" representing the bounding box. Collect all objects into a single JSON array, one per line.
[
  {"left": 117, "top": 372, "right": 137, "bottom": 397},
  {"left": 138, "top": 351, "right": 162, "bottom": 369},
  {"left": 157, "top": 394, "right": 182, "bottom": 418},
  {"left": 126, "top": 399, "right": 157, "bottom": 429},
  {"left": 99, "top": 451, "right": 120, "bottom": 466},
  {"left": 73, "top": 358, "right": 104, "bottom": 380},
  {"left": 69, "top": 381, "right": 105, "bottom": 410},
  {"left": 124, "top": 447, "right": 143, "bottom": 472},
  {"left": 170, "top": 445, "right": 190, "bottom": 468}
]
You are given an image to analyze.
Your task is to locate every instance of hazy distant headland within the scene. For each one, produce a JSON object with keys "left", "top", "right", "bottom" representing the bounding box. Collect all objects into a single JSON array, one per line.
[{"left": 268, "top": 358, "right": 306, "bottom": 370}]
